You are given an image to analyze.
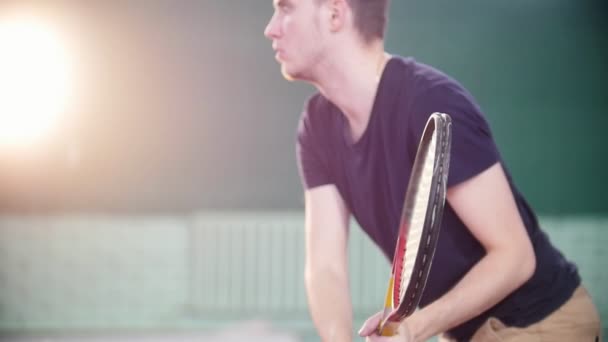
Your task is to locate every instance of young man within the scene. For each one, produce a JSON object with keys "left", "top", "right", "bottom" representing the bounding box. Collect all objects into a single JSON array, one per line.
[{"left": 264, "top": 0, "right": 601, "bottom": 341}]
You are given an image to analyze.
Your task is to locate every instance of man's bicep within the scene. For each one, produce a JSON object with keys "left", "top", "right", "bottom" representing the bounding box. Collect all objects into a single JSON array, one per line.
[
  {"left": 304, "top": 184, "right": 351, "bottom": 267},
  {"left": 446, "top": 162, "right": 531, "bottom": 252}
]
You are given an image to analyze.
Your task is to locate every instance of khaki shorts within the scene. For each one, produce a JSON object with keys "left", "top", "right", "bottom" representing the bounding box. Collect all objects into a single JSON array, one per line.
[{"left": 439, "top": 286, "right": 602, "bottom": 342}]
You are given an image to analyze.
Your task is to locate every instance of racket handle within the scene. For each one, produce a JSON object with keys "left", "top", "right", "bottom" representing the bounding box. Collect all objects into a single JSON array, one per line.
[{"left": 378, "top": 321, "right": 400, "bottom": 336}]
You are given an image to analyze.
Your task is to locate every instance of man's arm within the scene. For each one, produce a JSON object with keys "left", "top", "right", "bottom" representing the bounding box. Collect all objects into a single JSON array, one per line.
[
  {"left": 403, "top": 162, "right": 536, "bottom": 341},
  {"left": 304, "top": 184, "right": 353, "bottom": 342}
]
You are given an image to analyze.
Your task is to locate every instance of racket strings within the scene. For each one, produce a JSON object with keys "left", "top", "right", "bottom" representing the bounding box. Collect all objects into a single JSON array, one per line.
[
  {"left": 398, "top": 128, "right": 438, "bottom": 304},
  {"left": 379, "top": 114, "right": 451, "bottom": 331}
]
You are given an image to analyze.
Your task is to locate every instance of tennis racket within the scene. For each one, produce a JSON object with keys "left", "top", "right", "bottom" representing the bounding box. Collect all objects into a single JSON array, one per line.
[{"left": 377, "top": 112, "right": 452, "bottom": 336}]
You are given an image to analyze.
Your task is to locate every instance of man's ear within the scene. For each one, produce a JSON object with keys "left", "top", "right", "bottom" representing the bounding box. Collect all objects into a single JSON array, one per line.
[{"left": 327, "top": 0, "right": 350, "bottom": 33}]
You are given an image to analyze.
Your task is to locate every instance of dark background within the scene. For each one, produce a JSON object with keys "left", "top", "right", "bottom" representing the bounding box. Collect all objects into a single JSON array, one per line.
[{"left": 0, "top": 0, "right": 606, "bottom": 215}]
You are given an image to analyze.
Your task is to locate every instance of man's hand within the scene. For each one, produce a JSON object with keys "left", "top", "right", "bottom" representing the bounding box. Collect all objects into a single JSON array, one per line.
[{"left": 358, "top": 311, "right": 413, "bottom": 342}]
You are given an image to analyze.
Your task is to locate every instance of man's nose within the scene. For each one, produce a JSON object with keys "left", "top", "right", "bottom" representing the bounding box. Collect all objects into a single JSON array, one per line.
[{"left": 264, "top": 14, "right": 280, "bottom": 40}]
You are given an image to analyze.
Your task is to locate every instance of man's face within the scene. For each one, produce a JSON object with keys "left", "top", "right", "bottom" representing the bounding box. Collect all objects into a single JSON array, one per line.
[{"left": 264, "top": 0, "right": 326, "bottom": 81}]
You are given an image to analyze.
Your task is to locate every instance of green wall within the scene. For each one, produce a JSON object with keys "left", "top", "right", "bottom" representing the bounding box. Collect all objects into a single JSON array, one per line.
[
  {"left": 0, "top": 214, "right": 606, "bottom": 339},
  {"left": 384, "top": 1, "right": 608, "bottom": 214},
  {"left": 0, "top": 1, "right": 605, "bottom": 214}
]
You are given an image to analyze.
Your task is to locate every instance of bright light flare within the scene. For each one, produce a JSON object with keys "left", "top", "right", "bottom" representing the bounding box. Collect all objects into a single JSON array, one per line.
[{"left": 0, "top": 15, "right": 73, "bottom": 149}]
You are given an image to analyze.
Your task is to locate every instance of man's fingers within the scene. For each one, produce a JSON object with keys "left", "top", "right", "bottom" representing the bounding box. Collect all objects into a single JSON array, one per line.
[
  {"left": 358, "top": 311, "right": 384, "bottom": 337},
  {"left": 366, "top": 335, "right": 395, "bottom": 342}
]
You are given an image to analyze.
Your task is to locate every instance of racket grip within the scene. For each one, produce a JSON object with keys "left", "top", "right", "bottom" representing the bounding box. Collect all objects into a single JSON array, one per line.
[{"left": 378, "top": 321, "right": 400, "bottom": 336}]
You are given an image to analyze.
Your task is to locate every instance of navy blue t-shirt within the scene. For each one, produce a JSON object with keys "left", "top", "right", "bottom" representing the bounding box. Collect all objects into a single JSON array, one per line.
[{"left": 296, "top": 56, "right": 580, "bottom": 341}]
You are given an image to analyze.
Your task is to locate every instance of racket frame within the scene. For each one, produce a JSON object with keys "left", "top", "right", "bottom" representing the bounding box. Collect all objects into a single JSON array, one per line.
[{"left": 378, "top": 112, "right": 452, "bottom": 335}]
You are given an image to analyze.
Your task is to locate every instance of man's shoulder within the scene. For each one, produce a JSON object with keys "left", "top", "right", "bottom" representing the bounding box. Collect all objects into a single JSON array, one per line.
[
  {"left": 389, "top": 57, "right": 476, "bottom": 115},
  {"left": 304, "top": 92, "right": 333, "bottom": 116},
  {"left": 299, "top": 92, "right": 336, "bottom": 128},
  {"left": 296, "top": 92, "right": 338, "bottom": 144},
  {"left": 388, "top": 56, "right": 444, "bottom": 84},
  {"left": 397, "top": 56, "right": 464, "bottom": 96}
]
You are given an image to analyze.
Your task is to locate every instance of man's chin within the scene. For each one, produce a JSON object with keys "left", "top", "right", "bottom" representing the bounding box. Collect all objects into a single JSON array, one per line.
[
  {"left": 281, "top": 64, "right": 310, "bottom": 82},
  {"left": 281, "top": 64, "right": 298, "bottom": 81},
  {"left": 281, "top": 67, "right": 296, "bottom": 81}
]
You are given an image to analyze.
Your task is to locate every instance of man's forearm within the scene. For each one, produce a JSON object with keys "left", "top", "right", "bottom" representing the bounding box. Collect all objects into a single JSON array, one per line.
[
  {"left": 305, "top": 266, "right": 354, "bottom": 342},
  {"left": 408, "top": 248, "right": 535, "bottom": 341}
]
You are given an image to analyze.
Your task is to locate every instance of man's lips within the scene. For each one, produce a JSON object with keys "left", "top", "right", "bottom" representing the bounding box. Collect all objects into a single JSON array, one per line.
[{"left": 272, "top": 43, "right": 284, "bottom": 61}]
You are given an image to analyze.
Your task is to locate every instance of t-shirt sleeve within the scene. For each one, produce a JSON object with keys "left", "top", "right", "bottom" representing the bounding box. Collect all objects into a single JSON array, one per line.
[
  {"left": 296, "top": 97, "right": 334, "bottom": 190},
  {"left": 408, "top": 83, "right": 500, "bottom": 187}
]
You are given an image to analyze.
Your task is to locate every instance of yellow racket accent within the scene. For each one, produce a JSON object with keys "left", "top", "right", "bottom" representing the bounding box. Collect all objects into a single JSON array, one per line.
[
  {"left": 378, "top": 276, "right": 399, "bottom": 336},
  {"left": 384, "top": 276, "right": 394, "bottom": 308}
]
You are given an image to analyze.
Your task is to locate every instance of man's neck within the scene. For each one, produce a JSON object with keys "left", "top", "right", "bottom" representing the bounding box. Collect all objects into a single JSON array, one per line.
[{"left": 314, "top": 48, "right": 390, "bottom": 142}]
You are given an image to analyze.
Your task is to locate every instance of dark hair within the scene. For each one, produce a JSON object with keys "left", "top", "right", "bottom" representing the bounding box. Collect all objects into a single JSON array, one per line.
[{"left": 347, "top": 0, "right": 390, "bottom": 43}]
